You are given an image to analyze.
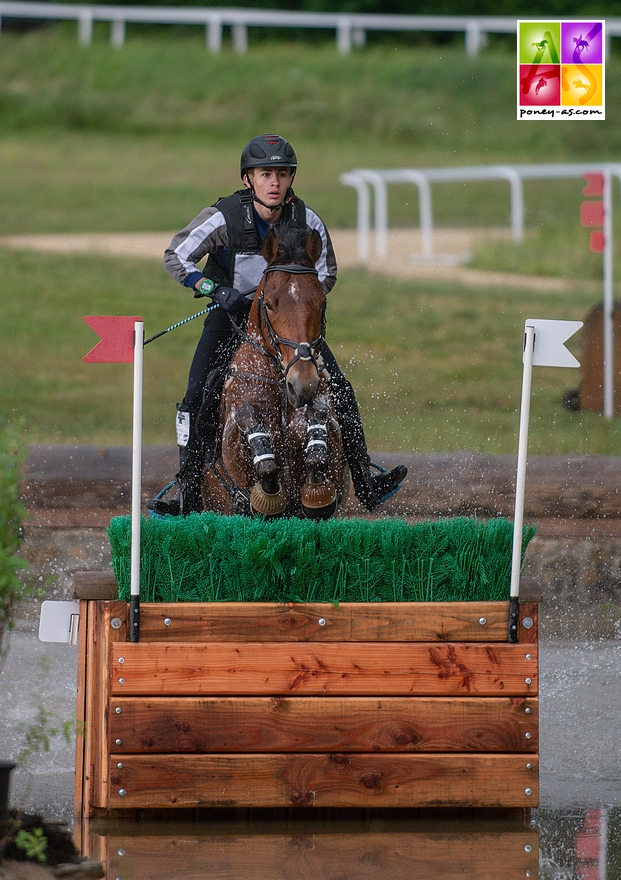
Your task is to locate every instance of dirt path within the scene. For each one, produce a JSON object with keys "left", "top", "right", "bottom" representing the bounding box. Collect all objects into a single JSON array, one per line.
[{"left": 0, "top": 228, "right": 593, "bottom": 292}]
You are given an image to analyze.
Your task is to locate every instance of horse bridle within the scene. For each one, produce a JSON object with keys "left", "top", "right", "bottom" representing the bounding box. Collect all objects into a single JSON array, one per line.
[{"left": 257, "top": 263, "right": 327, "bottom": 381}]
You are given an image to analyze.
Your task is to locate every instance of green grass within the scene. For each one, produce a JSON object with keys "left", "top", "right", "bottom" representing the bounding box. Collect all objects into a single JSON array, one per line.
[
  {"left": 2, "top": 244, "right": 618, "bottom": 454},
  {"left": 1, "top": 30, "right": 621, "bottom": 453},
  {"left": 1, "top": 30, "right": 621, "bottom": 235},
  {"left": 109, "top": 513, "right": 535, "bottom": 603}
]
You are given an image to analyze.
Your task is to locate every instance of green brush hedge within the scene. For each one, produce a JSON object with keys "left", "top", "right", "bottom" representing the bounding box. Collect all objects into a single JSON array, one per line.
[{"left": 108, "top": 514, "right": 536, "bottom": 604}]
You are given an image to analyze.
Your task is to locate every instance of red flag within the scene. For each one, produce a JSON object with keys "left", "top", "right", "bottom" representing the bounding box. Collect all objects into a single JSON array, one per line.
[
  {"left": 590, "top": 230, "right": 605, "bottom": 253},
  {"left": 582, "top": 173, "right": 604, "bottom": 197},
  {"left": 580, "top": 201, "right": 604, "bottom": 227},
  {"left": 83, "top": 316, "right": 142, "bottom": 363}
]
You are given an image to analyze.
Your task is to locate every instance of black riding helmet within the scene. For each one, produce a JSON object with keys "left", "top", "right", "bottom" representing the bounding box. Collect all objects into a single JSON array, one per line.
[{"left": 240, "top": 135, "right": 298, "bottom": 178}]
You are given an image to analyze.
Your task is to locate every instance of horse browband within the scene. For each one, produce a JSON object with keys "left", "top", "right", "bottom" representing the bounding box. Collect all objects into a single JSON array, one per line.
[{"left": 262, "top": 263, "right": 319, "bottom": 276}]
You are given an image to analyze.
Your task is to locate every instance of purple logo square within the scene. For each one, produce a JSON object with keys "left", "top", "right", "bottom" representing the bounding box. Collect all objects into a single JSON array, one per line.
[{"left": 561, "top": 22, "right": 603, "bottom": 64}]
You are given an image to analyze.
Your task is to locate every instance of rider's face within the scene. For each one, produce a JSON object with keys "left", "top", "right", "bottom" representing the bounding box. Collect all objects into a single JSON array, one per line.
[{"left": 244, "top": 167, "right": 294, "bottom": 210}]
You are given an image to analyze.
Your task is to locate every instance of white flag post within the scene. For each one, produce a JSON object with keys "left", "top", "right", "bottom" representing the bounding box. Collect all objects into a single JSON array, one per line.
[
  {"left": 130, "top": 320, "right": 144, "bottom": 642},
  {"left": 83, "top": 315, "right": 145, "bottom": 642},
  {"left": 509, "top": 318, "right": 582, "bottom": 641}
]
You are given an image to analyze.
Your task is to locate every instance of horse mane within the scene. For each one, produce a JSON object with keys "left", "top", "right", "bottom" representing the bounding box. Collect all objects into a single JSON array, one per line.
[{"left": 269, "top": 222, "right": 317, "bottom": 269}]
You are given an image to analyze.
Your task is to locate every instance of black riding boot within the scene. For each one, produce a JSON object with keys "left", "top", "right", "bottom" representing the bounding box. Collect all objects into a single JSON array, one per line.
[
  {"left": 330, "top": 373, "right": 407, "bottom": 512},
  {"left": 148, "top": 403, "right": 217, "bottom": 517}
]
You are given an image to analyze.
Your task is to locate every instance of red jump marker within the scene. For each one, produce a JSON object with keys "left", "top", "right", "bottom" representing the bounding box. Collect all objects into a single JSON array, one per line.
[{"left": 83, "top": 316, "right": 143, "bottom": 363}]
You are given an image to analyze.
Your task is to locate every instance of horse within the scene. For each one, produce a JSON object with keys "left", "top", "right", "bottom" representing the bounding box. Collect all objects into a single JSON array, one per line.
[
  {"left": 202, "top": 223, "right": 348, "bottom": 519},
  {"left": 573, "top": 35, "right": 589, "bottom": 53}
]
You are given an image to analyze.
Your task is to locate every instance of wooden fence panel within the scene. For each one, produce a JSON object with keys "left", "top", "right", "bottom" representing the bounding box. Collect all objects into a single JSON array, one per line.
[
  {"left": 108, "top": 753, "right": 539, "bottom": 809},
  {"left": 110, "top": 642, "right": 538, "bottom": 697},
  {"left": 136, "top": 601, "right": 515, "bottom": 642},
  {"left": 108, "top": 695, "right": 538, "bottom": 753}
]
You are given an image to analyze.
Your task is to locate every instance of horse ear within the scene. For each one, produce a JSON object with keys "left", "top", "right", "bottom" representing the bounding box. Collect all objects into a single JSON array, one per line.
[
  {"left": 262, "top": 228, "right": 280, "bottom": 264},
  {"left": 306, "top": 229, "right": 322, "bottom": 265}
]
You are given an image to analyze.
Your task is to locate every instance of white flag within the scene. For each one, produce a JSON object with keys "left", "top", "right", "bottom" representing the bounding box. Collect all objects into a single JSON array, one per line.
[{"left": 524, "top": 319, "right": 583, "bottom": 368}]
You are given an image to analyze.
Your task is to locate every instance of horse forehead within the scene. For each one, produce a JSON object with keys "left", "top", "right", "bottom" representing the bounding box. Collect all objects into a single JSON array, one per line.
[
  {"left": 288, "top": 278, "right": 299, "bottom": 302},
  {"left": 267, "top": 273, "right": 323, "bottom": 306}
]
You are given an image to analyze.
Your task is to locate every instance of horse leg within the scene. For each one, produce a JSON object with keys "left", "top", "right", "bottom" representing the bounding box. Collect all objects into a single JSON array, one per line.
[
  {"left": 298, "top": 405, "right": 338, "bottom": 520},
  {"left": 234, "top": 403, "right": 287, "bottom": 516}
]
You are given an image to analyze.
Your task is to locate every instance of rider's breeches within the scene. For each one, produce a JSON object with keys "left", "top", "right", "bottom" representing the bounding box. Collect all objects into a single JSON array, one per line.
[
  {"left": 185, "top": 308, "right": 237, "bottom": 418},
  {"left": 319, "top": 341, "right": 370, "bottom": 469},
  {"left": 176, "top": 308, "right": 236, "bottom": 497}
]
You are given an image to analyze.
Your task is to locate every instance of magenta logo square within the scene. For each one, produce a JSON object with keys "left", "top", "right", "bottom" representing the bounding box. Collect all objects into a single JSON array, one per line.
[
  {"left": 561, "top": 22, "right": 603, "bottom": 64},
  {"left": 519, "top": 65, "right": 561, "bottom": 105}
]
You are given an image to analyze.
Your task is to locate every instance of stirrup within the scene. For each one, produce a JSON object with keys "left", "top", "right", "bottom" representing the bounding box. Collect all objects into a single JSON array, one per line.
[
  {"left": 147, "top": 481, "right": 179, "bottom": 518},
  {"left": 369, "top": 461, "right": 406, "bottom": 505}
]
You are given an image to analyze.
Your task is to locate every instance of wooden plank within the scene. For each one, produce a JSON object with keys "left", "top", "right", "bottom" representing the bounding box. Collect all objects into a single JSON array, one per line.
[
  {"left": 108, "top": 695, "right": 538, "bottom": 753},
  {"left": 73, "top": 599, "right": 90, "bottom": 828},
  {"left": 108, "top": 753, "right": 539, "bottom": 808},
  {"left": 135, "top": 601, "right": 515, "bottom": 643},
  {"left": 82, "top": 601, "right": 106, "bottom": 813},
  {"left": 101, "top": 829, "right": 538, "bottom": 880},
  {"left": 73, "top": 571, "right": 118, "bottom": 601},
  {"left": 82, "top": 600, "right": 128, "bottom": 814},
  {"left": 110, "top": 642, "right": 538, "bottom": 697},
  {"left": 519, "top": 577, "right": 542, "bottom": 603}
]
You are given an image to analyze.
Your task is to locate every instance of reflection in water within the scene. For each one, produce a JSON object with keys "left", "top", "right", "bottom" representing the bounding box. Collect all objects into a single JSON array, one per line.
[
  {"left": 80, "top": 807, "right": 621, "bottom": 879},
  {"left": 535, "top": 807, "right": 621, "bottom": 880},
  {"left": 82, "top": 810, "right": 539, "bottom": 880}
]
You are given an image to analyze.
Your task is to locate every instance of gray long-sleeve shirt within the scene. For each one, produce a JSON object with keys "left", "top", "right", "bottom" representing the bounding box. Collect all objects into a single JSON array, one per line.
[{"left": 163, "top": 201, "right": 338, "bottom": 295}]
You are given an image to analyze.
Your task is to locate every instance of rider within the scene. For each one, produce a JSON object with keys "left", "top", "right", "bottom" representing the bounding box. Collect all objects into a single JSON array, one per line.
[{"left": 151, "top": 134, "right": 407, "bottom": 516}]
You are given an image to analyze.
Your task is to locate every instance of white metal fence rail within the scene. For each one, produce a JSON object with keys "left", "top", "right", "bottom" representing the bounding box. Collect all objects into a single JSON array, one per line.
[
  {"left": 2, "top": 3, "right": 619, "bottom": 55},
  {"left": 340, "top": 163, "right": 621, "bottom": 260},
  {"left": 342, "top": 162, "right": 619, "bottom": 419}
]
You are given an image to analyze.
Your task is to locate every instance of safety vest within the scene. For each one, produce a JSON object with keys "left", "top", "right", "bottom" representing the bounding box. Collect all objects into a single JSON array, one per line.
[{"left": 207, "top": 189, "right": 307, "bottom": 294}]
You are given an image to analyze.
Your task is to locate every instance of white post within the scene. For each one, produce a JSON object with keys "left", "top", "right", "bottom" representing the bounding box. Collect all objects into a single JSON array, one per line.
[
  {"left": 339, "top": 173, "right": 371, "bottom": 261},
  {"left": 110, "top": 18, "right": 126, "bottom": 48},
  {"left": 130, "top": 320, "right": 144, "bottom": 641},
  {"left": 207, "top": 17, "right": 223, "bottom": 52},
  {"left": 603, "top": 167, "right": 614, "bottom": 419},
  {"left": 465, "top": 23, "right": 487, "bottom": 57},
  {"left": 232, "top": 22, "right": 248, "bottom": 54},
  {"left": 499, "top": 166, "right": 525, "bottom": 243},
  {"left": 402, "top": 171, "right": 434, "bottom": 257},
  {"left": 337, "top": 20, "right": 352, "bottom": 55},
  {"left": 509, "top": 323, "right": 534, "bottom": 640},
  {"left": 352, "top": 27, "right": 366, "bottom": 48},
  {"left": 78, "top": 10, "right": 94, "bottom": 46}
]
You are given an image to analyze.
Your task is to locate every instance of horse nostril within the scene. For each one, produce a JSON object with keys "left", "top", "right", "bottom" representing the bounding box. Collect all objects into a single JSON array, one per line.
[{"left": 287, "top": 380, "right": 300, "bottom": 404}]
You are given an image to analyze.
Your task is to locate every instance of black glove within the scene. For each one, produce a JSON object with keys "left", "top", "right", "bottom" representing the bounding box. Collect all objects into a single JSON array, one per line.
[{"left": 211, "top": 285, "right": 251, "bottom": 314}]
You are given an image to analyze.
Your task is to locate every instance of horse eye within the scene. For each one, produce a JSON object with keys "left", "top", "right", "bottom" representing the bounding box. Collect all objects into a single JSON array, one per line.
[{"left": 265, "top": 301, "right": 275, "bottom": 312}]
